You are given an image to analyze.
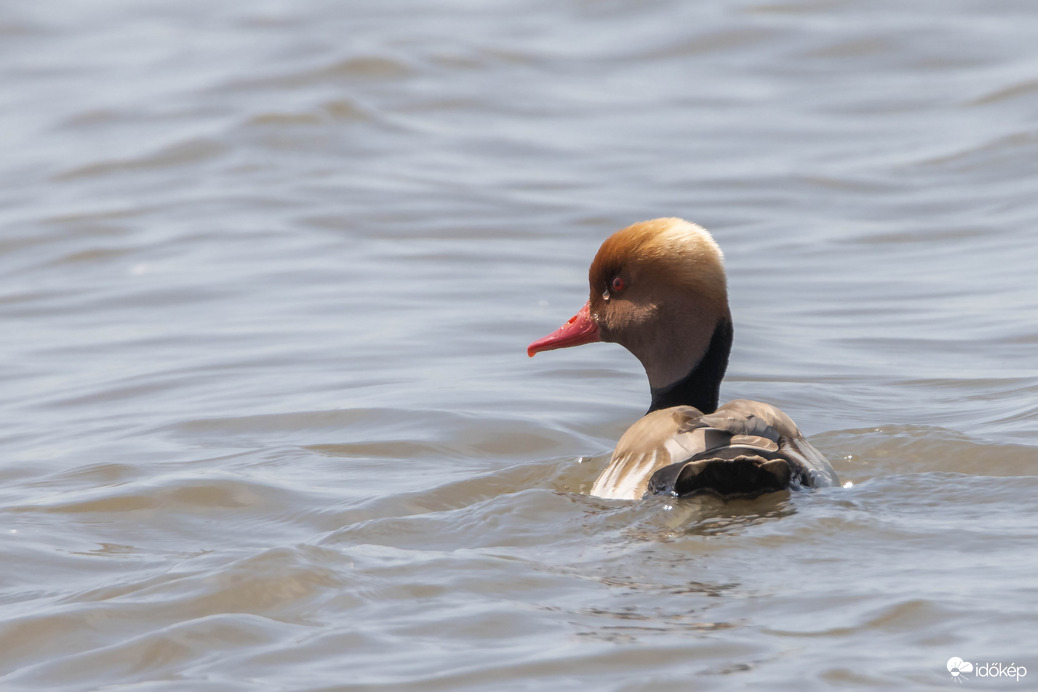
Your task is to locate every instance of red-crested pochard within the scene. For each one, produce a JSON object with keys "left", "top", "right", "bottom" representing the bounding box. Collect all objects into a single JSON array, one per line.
[{"left": 529, "top": 218, "right": 839, "bottom": 500}]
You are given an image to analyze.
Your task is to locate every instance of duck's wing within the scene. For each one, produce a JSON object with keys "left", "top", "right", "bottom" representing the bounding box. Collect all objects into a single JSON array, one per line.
[
  {"left": 589, "top": 406, "right": 708, "bottom": 500},
  {"left": 644, "top": 399, "right": 839, "bottom": 498},
  {"left": 588, "top": 403, "right": 782, "bottom": 499},
  {"left": 588, "top": 400, "right": 839, "bottom": 501}
]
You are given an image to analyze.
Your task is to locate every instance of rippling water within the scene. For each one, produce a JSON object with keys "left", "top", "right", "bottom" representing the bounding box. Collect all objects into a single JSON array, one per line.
[{"left": 2, "top": 0, "right": 1037, "bottom": 689}]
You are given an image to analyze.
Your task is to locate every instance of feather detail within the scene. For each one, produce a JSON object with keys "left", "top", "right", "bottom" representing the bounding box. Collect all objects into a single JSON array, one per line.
[{"left": 590, "top": 401, "right": 838, "bottom": 500}]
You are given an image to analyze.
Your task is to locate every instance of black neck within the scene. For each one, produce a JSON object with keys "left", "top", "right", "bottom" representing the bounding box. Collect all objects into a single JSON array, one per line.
[{"left": 648, "top": 318, "right": 733, "bottom": 414}]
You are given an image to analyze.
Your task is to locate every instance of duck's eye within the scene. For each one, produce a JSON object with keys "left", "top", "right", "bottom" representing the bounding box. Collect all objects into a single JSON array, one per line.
[{"left": 610, "top": 276, "right": 626, "bottom": 293}]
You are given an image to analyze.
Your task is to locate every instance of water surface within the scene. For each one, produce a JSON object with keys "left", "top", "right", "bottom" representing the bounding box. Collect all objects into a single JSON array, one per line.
[{"left": 1, "top": 0, "right": 1037, "bottom": 689}]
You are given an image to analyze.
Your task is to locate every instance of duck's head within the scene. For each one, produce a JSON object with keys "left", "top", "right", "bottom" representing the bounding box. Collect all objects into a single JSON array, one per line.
[{"left": 529, "top": 218, "right": 733, "bottom": 411}]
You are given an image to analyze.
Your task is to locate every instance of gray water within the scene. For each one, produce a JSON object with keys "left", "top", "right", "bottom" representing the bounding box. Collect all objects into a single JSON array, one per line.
[{"left": 2, "top": 1, "right": 1037, "bottom": 689}]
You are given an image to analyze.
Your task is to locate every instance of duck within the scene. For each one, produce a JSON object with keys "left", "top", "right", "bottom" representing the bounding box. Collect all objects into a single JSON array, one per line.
[{"left": 528, "top": 217, "right": 839, "bottom": 500}]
